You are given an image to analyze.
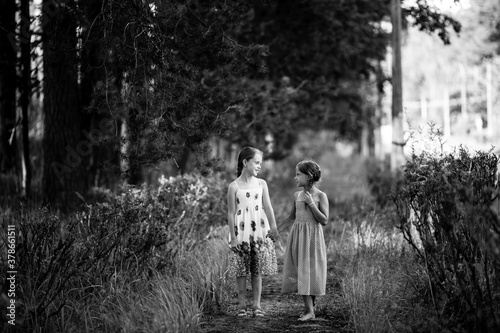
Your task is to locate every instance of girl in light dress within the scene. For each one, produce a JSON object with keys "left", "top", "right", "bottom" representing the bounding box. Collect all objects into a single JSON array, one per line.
[
  {"left": 281, "top": 159, "right": 329, "bottom": 321},
  {"left": 227, "top": 147, "right": 279, "bottom": 317}
]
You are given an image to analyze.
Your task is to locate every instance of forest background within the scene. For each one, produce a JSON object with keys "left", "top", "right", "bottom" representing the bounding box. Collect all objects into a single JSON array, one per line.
[
  {"left": 0, "top": 0, "right": 475, "bottom": 206},
  {"left": 1, "top": 0, "right": 500, "bottom": 332}
]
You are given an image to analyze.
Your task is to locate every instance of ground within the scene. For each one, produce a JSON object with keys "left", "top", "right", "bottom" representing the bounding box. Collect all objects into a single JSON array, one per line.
[{"left": 200, "top": 250, "right": 351, "bottom": 333}]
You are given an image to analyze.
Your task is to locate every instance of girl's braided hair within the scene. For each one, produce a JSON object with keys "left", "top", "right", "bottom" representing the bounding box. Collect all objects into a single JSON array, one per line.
[
  {"left": 297, "top": 159, "right": 321, "bottom": 186},
  {"left": 236, "top": 147, "right": 263, "bottom": 177}
]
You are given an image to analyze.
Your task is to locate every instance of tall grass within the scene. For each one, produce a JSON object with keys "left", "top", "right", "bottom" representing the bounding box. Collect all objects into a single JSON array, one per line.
[
  {"left": 0, "top": 226, "right": 232, "bottom": 333},
  {"left": 332, "top": 213, "right": 439, "bottom": 333},
  {"left": 0, "top": 174, "right": 232, "bottom": 333},
  {"left": 62, "top": 236, "right": 231, "bottom": 333}
]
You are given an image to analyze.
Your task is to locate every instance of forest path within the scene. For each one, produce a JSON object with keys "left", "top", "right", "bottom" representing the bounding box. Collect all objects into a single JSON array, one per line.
[{"left": 200, "top": 249, "right": 351, "bottom": 333}]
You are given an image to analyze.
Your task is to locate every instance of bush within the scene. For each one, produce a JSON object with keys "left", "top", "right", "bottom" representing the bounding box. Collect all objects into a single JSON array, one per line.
[
  {"left": 394, "top": 146, "right": 500, "bottom": 332},
  {"left": 0, "top": 173, "right": 229, "bottom": 332}
]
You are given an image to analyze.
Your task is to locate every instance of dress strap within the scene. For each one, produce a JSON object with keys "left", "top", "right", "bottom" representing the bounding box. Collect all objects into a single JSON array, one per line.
[{"left": 233, "top": 181, "right": 241, "bottom": 190}]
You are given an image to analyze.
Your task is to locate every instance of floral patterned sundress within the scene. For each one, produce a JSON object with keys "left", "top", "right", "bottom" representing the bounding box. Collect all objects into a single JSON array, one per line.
[{"left": 228, "top": 180, "right": 277, "bottom": 277}]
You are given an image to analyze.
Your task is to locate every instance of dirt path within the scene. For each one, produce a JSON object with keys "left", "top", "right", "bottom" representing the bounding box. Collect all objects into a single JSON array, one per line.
[{"left": 200, "top": 250, "right": 351, "bottom": 333}]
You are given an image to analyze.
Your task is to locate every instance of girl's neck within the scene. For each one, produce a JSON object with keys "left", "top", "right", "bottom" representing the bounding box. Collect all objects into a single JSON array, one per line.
[
  {"left": 239, "top": 172, "right": 255, "bottom": 183},
  {"left": 303, "top": 185, "right": 315, "bottom": 192}
]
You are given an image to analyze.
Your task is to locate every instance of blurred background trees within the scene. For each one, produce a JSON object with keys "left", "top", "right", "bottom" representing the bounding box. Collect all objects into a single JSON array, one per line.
[{"left": 0, "top": 0, "right": 493, "bottom": 209}]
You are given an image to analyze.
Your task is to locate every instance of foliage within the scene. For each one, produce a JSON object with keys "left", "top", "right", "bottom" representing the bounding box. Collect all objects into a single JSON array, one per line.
[
  {"left": 394, "top": 146, "right": 500, "bottom": 332},
  {"left": 365, "top": 157, "right": 402, "bottom": 209},
  {"left": 223, "top": 0, "right": 393, "bottom": 153},
  {"left": 403, "top": 0, "right": 462, "bottom": 45},
  {"left": 0, "top": 173, "right": 229, "bottom": 332},
  {"left": 76, "top": 0, "right": 270, "bottom": 175},
  {"left": 220, "top": 77, "right": 307, "bottom": 158},
  {"left": 239, "top": 0, "right": 391, "bottom": 81},
  {"left": 222, "top": 0, "right": 464, "bottom": 155}
]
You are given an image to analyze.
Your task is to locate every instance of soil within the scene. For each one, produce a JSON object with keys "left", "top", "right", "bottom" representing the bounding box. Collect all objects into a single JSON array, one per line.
[{"left": 200, "top": 250, "right": 352, "bottom": 333}]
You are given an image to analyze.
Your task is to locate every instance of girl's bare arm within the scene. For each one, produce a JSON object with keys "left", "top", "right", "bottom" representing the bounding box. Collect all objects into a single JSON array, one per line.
[
  {"left": 227, "top": 182, "right": 238, "bottom": 247},
  {"left": 309, "top": 192, "right": 329, "bottom": 226},
  {"left": 260, "top": 179, "right": 279, "bottom": 235}
]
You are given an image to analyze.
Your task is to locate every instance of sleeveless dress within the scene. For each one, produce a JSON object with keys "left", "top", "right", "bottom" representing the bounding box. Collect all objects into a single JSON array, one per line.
[
  {"left": 282, "top": 191, "right": 327, "bottom": 295},
  {"left": 228, "top": 180, "right": 278, "bottom": 277}
]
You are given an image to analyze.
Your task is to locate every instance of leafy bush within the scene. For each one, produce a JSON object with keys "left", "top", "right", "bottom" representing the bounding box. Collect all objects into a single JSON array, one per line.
[
  {"left": 394, "top": 147, "right": 500, "bottom": 332},
  {"left": 0, "top": 173, "right": 229, "bottom": 332}
]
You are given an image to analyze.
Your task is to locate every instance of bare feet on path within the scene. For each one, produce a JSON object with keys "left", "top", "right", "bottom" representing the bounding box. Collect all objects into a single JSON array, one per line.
[{"left": 200, "top": 255, "right": 350, "bottom": 333}]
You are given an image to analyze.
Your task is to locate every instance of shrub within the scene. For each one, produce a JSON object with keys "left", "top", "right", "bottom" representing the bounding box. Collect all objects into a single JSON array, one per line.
[
  {"left": 0, "top": 173, "right": 229, "bottom": 332},
  {"left": 394, "top": 146, "right": 500, "bottom": 332}
]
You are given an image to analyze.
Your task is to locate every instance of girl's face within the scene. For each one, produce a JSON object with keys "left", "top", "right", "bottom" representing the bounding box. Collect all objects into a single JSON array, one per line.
[
  {"left": 294, "top": 167, "right": 308, "bottom": 187},
  {"left": 244, "top": 153, "right": 263, "bottom": 177}
]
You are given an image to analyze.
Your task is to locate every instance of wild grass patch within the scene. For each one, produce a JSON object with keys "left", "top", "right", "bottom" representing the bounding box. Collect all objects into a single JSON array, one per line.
[{"left": 0, "top": 174, "right": 231, "bottom": 333}]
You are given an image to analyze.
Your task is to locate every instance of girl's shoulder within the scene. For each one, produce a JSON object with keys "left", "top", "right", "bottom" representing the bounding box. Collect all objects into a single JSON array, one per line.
[
  {"left": 227, "top": 181, "right": 239, "bottom": 193},
  {"left": 316, "top": 189, "right": 328, "bottom": 199},
  {"left": 293, "top": 190, "right": 301, "bottom": 200},
  {"left": 257, "top": 178, "right": 267, "bottom": 187}
]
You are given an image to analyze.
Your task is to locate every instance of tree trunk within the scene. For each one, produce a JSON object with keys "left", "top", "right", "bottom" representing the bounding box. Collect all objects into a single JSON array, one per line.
[
  {"left": 0, "top": 0, "right": 17, "bottom": 175},
  {"left": 80, "top": 0, "right": 118, "bottom": 188},
  {"left": 19, "top": 0, "right": 32, "bottom": 197},
  {"left": 390, "top": 0, "right": 404, "bottom": 171},
  {"left": 374, "top": 61, "right": 384, "bottom": 162},
  {"left": 177, "top": 146, "right": 191, "bottom": 175},
  {"left": 42, "top": 0, "right": 86, "bottom": 208},
  {"left": 361, "top": 103, "right": 370, "bottom": 158},
  {"left": 126, "top": 108, "right": 143, "bottom": 185}
]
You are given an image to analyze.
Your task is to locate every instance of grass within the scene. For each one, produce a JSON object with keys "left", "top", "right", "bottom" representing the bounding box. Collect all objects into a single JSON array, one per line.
[
  {"left": 46, "top": 236, "right": 231, "bottom": 333},
  {"left": 327, "top": 211, "right": 443, "bottom": 333},
  {"left": 0, "top": 205, "right": 232, "bottom": 333},
  {"left": 76, "top": 275, "right": 202, "bottom": 333}
]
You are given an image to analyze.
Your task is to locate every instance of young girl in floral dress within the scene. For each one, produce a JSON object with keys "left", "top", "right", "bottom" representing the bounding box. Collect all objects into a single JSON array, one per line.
[
  {"left": 227, "top": 147, "right": 279, "bottom": 317},
  {"left": 281, "top": 159, "right": 329, "bottom": 321}
]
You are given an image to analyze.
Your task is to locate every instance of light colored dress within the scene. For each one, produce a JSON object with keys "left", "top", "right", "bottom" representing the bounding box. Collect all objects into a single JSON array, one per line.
[
  {"left": 228, "top": 180, "right": 277, "bottom": 277},
  {"left": 282, "top": 191, "right": 327, "bottom": 295}
]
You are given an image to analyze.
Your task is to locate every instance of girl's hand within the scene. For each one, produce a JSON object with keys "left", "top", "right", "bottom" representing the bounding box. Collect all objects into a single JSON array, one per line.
[
  {"left": 230, "top": 238, "right": 240, "bottom": 252},
  {"left": 267, "top": 228, "right": 280, "bottom": 242},
  {"left": 304, "top": 191, "right": 314, "bottom": 206}
]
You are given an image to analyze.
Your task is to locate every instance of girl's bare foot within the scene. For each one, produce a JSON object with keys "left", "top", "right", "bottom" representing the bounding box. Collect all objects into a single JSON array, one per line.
[{"left": 298, "top": 312, "right": 315, "bottom": 321}]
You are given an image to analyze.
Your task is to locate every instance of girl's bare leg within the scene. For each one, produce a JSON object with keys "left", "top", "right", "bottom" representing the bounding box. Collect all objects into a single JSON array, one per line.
[
  {"left": 236, "top": 276, "right": 247, "bottom": 310},
  {"left": 251, "top": 275, "right": 262, "bottom": 310},
  {"left": 298, "top": 295, "right": 315, "bottom": 321},
  {"left": 300, "top": 295, "right": 316, "bottom": 317}
]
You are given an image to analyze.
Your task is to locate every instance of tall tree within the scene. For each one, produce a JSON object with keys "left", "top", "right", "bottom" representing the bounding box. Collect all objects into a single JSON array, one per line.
[
  {"left": 0, "top": 0, "right": 17, "bottom": 174},
  {"left": 79, "top": 0, "right": 121, "bottom": 188},
  {"left": 42, "top": 0, "right": 86, "bottom": 206},
  {"left": 19, "top": 0, "right": 32, "bottom": 196},
  {"left": 391, "top": 0, "right": 404, "bottom": 171}
]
